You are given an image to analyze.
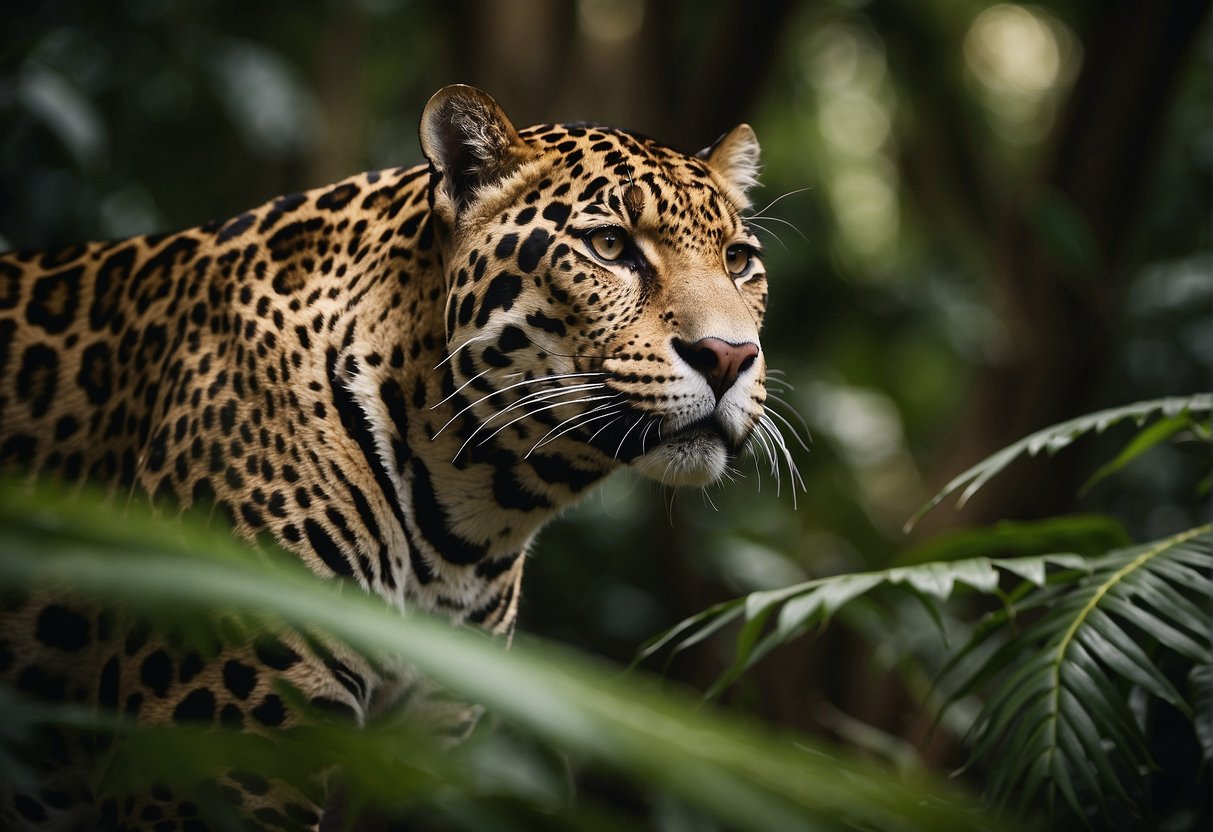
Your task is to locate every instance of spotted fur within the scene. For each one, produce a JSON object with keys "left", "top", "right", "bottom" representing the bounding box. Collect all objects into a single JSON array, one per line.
[{"left": 0, "top": 85, "right": 771, "bottom": 830}]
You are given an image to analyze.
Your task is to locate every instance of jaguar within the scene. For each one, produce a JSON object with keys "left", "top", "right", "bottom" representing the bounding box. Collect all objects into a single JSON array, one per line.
[{"left": 0, "top": 84, "right": 779, "bottom": 830}]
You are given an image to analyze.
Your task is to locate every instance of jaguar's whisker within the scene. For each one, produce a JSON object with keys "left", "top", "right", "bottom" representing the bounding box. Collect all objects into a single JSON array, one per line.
[
  {"left": 525, "top": 402, "right": 622, "bottom": 457},
  {"left": 531, "top": 407, "right": 620, "bottom": 453},
  {"left": 744, "top": 219, "right": 788, "bottom": 251},
  {"left": 639, "top": 418, "right": 658, "bottom": 455},
  {"left": 433, "top": 377, "right": 606, "bottom": 438},
  {"left": 751, "top": 418, "right": 779, "bottom": 478},
  {"left": 719, "top": 463, "right": 742, "bottom": 484},
  {"left": 431, "top": 333, "right": 492, "bottom": 371},
  {"left": 745, "top": 212, "right": 809, "bottom": 244},
  {"left": 613, "top": 414, "right": 646, "bottom": 462},
  {"left": 756, "top": 224, "right": 793, "bottom": 250},
  {"left": 660, "top": 460, "right": 679, "bottom": 522},
  {"left": 745, "top": 187, "right": 812, "bottom": 220},
  {"left": 764, "top": 401, "right": 812, "bottom": 451},
  {"left": 588, "top": 414, "right": 624, "bottom": 445},
  {"left": 472, "top": 391, "right": 620, "bottom": 452},
  {"left": 761, "top": 413, "right": 806, "bottom": 506},
  {"left": 756, "top": 419, "right": 783, "bottom": 497},
  {"left": 429, "top": 366, "right": 495, "bottom": 410},
  {"left": 749, "top": 446, "right": 764, "bottom": 495},
  {"left": 447, "top": 383, "right": 608, "bottom": 457}
]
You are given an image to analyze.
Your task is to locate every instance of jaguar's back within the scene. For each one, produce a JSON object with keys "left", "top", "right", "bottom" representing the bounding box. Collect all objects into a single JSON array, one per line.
[
  {"left": 0, "top": 85, "right": 774, "bottom": 830},
  {"left": 0, "top": 164, "right": 437, "bottom": 556}
]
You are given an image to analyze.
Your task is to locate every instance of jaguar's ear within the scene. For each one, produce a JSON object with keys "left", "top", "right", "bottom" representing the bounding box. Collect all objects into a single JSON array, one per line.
[
  {"left": 696, "top": 124, "right": 761, "bottom": 211},
  {"left": 420, "top": 85, "right": 530, "bottom": 227}
]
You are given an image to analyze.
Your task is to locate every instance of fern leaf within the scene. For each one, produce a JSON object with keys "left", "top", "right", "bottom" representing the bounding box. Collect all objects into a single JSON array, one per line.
[
  {"left": 641, "top": 553, "right": 1085, "bottom": 696},
  {"left": 906, "top": 394, "right": 1213, "bottom": 530},
  {"left": 643, "top": 525, "right": 1211, "bottom": 820},
  {"left": 942, "top": 526, "right": 1211, "bottom": 819}
]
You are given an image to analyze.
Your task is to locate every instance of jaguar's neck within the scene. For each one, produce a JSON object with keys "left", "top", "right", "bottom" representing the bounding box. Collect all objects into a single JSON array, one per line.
[{"left": 308, "top": 196, "right": 613, "bottom": 619}]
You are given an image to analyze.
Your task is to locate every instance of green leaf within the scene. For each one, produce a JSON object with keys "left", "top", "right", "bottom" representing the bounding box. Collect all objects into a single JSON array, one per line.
[
  {"left": 1119, "top": 567, "right": 1212, "bottom": 635},
  {"left": 945, "top": 526, "right": 1211, "bottom": 820},
  {"left": 775, "top": 573, "right": 884, "bottom": 634},
  {"left": 650, "top": 549, "right": 1091, "bottom": 706},
  {"left": 965, "top": 655, "right": 1052, "bottom": 755},
  {"left": 1048, "top": 726, "right": 1089, "bottom": 821},
  {"left": 1061, "top": 642, "right": 1150, "bottom": 766},
  {"left": 631, "top": 598, "right": 744, "bottom": 671},
  {"left": 886, "top": 559, "right": 998, "bottom": 596},
  {"left": 998, "top": 554, "right": 1088, "bottom": 587},
  {"left": 906, "top": 395, "right": 1213, "bottom": 530},
  {"left": 1077, "top": 612, "right": 1185, "bottom": 714},
  {"left": 1079, "top": 413, "right": 1197, "bottom": 495},
  {"left": 898, "top": 515, "right": 1130, "bottom": 566},
  {"left": 1099, "top": 595, "right": 1207, "bottom": 663},
  {"left": 1058, "top": 686, "right": 1128, "bottom": 804},
  {"left": 0, "top": 482, "right": 1005, "bottom": 832}
]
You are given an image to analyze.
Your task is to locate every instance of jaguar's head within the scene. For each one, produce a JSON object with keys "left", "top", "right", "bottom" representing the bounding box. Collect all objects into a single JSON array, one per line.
[{"left": 421, "top": 85, "right": 768, "bottom": 488}]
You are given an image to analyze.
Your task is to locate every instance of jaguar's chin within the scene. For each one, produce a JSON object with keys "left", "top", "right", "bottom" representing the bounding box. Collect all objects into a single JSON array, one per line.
[{"left": 632, "top": 425, "right": 732, "bottom": 487}]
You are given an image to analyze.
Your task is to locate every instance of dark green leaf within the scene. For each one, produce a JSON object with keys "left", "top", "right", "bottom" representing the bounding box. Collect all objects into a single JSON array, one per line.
[
  {"left": 1078, "top": 611, "right": 1186, "bottom": 713},
  {"left": 898, "top": 515, "right": 1129, "bottom": 566},
  {"left": 907, "top": 396, "right": 1213, "bottom": 529},
  {"left": 942, "top": 527, "right": 1210, "bottom": 819},
  {"left": 1080, "top": 414, "right": 1197, "bottom": 495}
]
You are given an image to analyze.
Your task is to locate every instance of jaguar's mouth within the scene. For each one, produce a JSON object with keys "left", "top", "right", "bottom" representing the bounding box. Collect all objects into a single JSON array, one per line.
[
  {"left": 631, "top": 425, "right": 731, "bottom": 486},
  {"left": 575, "top": 402, "right": 748, "bottom": 486},
  {"left": 625, "top": 412, "right": 748, "bottom": 487},
  {"left": 664, "top": 414, "right": 746, "bottom": 455}
]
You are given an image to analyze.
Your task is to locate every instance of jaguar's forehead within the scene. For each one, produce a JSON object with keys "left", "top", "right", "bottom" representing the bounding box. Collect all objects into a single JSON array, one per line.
[{"left": 516, "top": 122, "right": 747, "bottom": 248}]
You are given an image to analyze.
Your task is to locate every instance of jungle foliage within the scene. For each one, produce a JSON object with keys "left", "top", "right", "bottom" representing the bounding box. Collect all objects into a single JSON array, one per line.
[
  {"left": 2, "top": 394, "right": 1208, "bottom": 829},
  {"left": 2, "top": 0, "right": 1210, "bottom": 829}
]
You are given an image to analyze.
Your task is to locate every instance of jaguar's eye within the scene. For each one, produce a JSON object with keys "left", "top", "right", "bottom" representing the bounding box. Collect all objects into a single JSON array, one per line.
[
  {"left": 588, "top": 227, "right": 627, "bottom": 262},
  {"left": 724, "top": 244, "right": 753, "bottom": 276}
]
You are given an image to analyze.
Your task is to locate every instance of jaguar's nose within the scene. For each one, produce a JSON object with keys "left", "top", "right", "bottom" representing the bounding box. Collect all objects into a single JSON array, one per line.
[{"left": 672, "top": 337, "right": 759, "bottom": 402}]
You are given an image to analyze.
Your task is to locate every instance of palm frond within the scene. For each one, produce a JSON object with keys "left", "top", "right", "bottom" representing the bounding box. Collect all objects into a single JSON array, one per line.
[
  {"left": 938, "top": 526, "right": 1212, "bottom": 819},
  {"left": 638, "top": 525, "right": 1212, "bottom": 821},
  {"left": 906, "top": 394, "right": 1212, "bottom": 530},
  {"left": 636, "top": 550, "right": 1089, "bottom": 699}
]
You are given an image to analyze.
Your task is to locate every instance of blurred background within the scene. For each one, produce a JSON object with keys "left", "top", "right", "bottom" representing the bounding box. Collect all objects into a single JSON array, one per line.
[{"left": 3, "top": 0, "right": 1209, "bottom": 769}]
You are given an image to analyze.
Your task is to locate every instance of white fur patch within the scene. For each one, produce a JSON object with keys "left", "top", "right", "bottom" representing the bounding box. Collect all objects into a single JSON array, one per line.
[
  {"left": 699, "top": 124, "right": 762, "bottom": 210},
  {"left": 634, "top": 432, "right": 730, "bottom": 487}
]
